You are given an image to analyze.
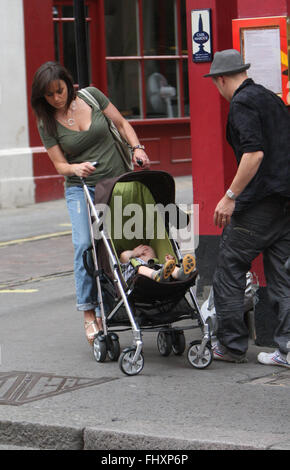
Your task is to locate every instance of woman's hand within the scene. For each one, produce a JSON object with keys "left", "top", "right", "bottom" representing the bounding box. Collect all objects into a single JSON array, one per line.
[
  {"left": 132, "top": 148, "right": 150, "bottom": 169},
  {"left": 73, "top": 162, "right": 96, "bottom": 178}
]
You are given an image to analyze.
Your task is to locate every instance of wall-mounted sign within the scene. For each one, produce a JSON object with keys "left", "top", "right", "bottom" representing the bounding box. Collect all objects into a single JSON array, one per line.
[
  {"left": 191, "top": 9, "right": 212, "bottom": 63},
  {"left": 232, "top": 16, "right": 289, "bottom": 105}
]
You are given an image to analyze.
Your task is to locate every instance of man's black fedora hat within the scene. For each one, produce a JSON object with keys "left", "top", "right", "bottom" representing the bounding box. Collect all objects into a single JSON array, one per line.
[{"left": 204, "top": 49, "right": 251, "bottom": 78}]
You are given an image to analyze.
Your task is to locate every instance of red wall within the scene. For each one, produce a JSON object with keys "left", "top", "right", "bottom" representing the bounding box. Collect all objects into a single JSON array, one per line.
[
  {"left": 186, "top": 0, "right": 238, "bottom": 237},
  {"left": 133, "top": 121, "right": 192, "bottom": 177},
  {"left": 237, "top": 0, "right": 290, "bottom": 17},
  {"left": 23, "top": 0, "right": 65, "bottom": 202}
]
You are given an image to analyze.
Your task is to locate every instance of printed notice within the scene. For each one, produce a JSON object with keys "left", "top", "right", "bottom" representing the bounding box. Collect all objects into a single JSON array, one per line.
[{"left": 243, "top": 27, "right": 282, "bottom": 94}]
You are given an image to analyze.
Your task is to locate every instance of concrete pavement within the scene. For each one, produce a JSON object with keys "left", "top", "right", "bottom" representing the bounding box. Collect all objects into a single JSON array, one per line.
[{"left": 0, "top": 175, "right": 289, "bottom": 451}]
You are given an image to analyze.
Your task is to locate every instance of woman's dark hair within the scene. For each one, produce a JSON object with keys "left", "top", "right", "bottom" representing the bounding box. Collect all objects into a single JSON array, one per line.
[{"left": 31, "top": 61, "right": 76, "bottom": 136}]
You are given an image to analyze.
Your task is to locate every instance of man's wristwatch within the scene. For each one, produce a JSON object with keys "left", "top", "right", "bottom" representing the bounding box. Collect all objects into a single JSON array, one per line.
[
  {"left": 226, "top": 189, "right": 237, "bottom": 200},
  {"left": 132, "top": 144, "right": 145, "bottom": 152}
]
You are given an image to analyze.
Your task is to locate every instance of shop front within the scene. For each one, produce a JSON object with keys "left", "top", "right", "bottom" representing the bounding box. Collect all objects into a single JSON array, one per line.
[{"left": 23, "top": 0, "right": 191, "bottom": 202}]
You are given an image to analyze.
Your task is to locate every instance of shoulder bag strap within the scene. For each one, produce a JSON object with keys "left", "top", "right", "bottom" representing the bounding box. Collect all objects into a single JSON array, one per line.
[{"left": 78, "top": 88, "right": 100, "bottom": 110}]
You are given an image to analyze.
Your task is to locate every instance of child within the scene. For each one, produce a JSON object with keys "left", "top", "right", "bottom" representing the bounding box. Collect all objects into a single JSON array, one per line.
[{"left": 119, "top": 244, "right": 196, "bottom": 283}]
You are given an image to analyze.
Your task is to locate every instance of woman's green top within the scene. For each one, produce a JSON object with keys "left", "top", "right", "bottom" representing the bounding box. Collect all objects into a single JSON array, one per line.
[{"left": 38, "top": 87, "right": 127, "bottom": 187}]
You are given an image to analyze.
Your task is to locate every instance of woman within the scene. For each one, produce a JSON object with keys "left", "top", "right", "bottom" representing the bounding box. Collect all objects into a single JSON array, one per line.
[{"left": 31, "top": 61, "right": 150, "bottom": 346}]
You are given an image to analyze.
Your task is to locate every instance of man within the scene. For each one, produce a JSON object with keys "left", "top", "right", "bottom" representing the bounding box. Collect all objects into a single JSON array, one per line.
[{"left": 204, "top": 49, "right": 290, "bottom": 367}]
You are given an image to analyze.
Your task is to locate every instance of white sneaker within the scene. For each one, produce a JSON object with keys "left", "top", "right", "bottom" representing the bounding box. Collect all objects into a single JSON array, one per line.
[{"left": 257, "top": 350, "right": 290, "bottom": 368}]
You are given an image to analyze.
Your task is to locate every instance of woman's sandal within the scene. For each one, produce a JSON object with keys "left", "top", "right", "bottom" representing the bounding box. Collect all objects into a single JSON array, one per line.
[
  {"left": 153, "top": 259, "right": 176, "bottom": 282},
  {"left": 84, "top": 320, "right": 99, "bottom": 346}
]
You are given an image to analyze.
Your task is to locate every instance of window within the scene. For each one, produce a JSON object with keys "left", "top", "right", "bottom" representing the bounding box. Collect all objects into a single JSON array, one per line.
[
  {"left": 53, "top": 3, "right": 91, "bottom": 84},
  {"left": 105, "top": 0, "right": 189, "bottom": 120},
  {"left": 53, "top": 0, "right": 189, "bottom": 120}
]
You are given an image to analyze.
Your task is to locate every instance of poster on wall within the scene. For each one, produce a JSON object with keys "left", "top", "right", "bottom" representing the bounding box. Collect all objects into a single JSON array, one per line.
[
  {"left": 242, "top": 27, "right": 282, "bottom": 94},
  {"left": 191, "top": 9, "right": 212, "bottom": 63},
  {"left": 232, "top": 17, "right": 289, "bottom": 105}
]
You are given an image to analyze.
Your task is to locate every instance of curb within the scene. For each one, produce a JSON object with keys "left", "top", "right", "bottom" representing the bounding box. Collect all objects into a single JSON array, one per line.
[
  {"left": 0, "top": 420, "right": 83, "bottom": 450},
  {"left": 0, "top": 420, "right": 272, "bottom": 450},
  {"left": 83, "top": 428, "right": 264, "bottom": 451}
]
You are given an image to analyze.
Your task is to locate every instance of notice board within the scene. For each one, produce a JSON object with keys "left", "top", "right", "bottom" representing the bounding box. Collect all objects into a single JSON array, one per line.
[{"left": 232, "top": 16, "right": 289, "bottom": 105}]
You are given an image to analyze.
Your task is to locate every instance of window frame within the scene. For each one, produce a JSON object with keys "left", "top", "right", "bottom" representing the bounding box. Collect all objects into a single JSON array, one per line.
[
  {"left": 53, "top": 0, "right": 190, "bottom": 124},
  {"left": 105, "top": 0, "right": 189, "bottom": 123},
  {"left": 53, "top": 0, "right": 93, "bottom": 86}
]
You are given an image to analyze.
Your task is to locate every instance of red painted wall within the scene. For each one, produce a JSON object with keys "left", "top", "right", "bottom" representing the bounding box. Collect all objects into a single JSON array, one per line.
[
  {"left": 23, "top": 0, "right": 65, "bottom": 202},
  {"left": 89, "top": 0, "right": 108, "bottom": 92},
  {"left": 133, "top": 121, "right": 192, "bottom": 176},
  {"left": 237, "top": 0, "right": 289, "bottom": 17},
  {"left": 186, "top": 0, "right": 238, "bottom": 236}
]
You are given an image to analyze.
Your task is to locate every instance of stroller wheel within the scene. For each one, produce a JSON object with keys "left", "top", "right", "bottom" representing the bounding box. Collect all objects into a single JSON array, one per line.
[
  {"left": 172, "top": 331, "right": 186, "bottom": 356},
  {"left": 93, "top": 335, "right": 107, "bottom": 363},
  {"left": 187, "top": 340, "right": 213, "bottom": 369},
  {"left": 119, "top": 348, "right": 144, "bottom": 376},
  {"left": 107, "top": 333, "right": 121, "bottom": 361},
  {"left": 157, "top": 332, "right": 172, "bottom": 357}
]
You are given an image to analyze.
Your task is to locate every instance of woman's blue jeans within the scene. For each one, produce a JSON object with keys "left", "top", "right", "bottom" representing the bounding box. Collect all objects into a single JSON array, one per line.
[{"left": 66, "top": 185, "right": 101, "bottom": 316}]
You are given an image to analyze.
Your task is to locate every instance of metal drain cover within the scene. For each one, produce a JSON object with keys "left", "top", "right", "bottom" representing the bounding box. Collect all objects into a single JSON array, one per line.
[{"left": 0, "top": 371, "right": 118, "bottom": 406}]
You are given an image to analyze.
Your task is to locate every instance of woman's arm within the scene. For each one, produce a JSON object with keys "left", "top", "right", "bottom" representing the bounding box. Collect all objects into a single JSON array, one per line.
[
  {"left": 102, "top": 102, "right": 150, "bottom": 168},
  {"left": 46, "top": 144, "right": 96, "bottom": 178}
]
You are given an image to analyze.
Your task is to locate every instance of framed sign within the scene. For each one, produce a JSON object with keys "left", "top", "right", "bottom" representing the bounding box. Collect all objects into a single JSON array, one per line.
[
  {"left": 191, "top": 9, "right": 213, "bottom": 63},
  {"left": 232, "top": 16, "right": 289, "bottom": 105}
]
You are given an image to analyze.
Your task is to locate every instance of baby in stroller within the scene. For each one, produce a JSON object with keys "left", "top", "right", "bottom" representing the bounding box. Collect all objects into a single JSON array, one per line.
[{"left": 119, "top": 244, "right": 196, "bottom": 283}]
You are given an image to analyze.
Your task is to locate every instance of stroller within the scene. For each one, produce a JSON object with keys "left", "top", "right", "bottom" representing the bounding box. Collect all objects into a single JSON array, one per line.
[{"left": 81, "top": 169, "right": 213, "bottom": 375}]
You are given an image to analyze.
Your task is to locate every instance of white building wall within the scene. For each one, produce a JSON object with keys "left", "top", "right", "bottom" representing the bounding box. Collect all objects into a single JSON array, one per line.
[{"left": 0, "top": 0, "right": 34, "bottom": 208}]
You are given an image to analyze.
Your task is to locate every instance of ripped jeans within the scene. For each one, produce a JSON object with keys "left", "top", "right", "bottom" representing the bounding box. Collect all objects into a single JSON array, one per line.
[
  {"left": 66, "top": 185, "right": 101, "bottom": 317},
  {"left": 213, "top": 196, "right": 290, "bottom": 358}
]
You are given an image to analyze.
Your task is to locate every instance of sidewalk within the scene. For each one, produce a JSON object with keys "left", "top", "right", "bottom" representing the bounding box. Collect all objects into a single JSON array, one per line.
[{"left": 0, "top": 175, "right": 289, "bottom": 451}]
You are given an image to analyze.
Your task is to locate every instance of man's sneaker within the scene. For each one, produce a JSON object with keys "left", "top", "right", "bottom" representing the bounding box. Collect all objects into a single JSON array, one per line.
[
  {"left": 257, "top": 350, "right": 290, "bottom": 369},
  {"left": 213, "top": 343, "right": 248, "bottom": 363}
]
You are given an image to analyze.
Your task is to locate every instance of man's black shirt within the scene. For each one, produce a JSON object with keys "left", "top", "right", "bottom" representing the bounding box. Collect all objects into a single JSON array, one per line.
[{"left": 226, "top": 78, "right": 290, "bottom": 211}]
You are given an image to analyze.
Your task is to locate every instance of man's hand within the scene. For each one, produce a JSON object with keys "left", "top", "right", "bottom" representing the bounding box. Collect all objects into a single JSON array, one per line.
[
  {"left": 213, "top": 150, "right": 264, "bottom": 228},
  {"left": 214, "top": 195, "right": 235, "bottom": 228}
]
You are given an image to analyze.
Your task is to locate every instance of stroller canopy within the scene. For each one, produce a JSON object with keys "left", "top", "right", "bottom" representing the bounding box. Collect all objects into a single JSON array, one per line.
[
  {"left": 94, "top": 170, "right": 176, "bottom": 208},
  {"left": 94, "top": 170, "right": 188, "bottom": 262}
]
